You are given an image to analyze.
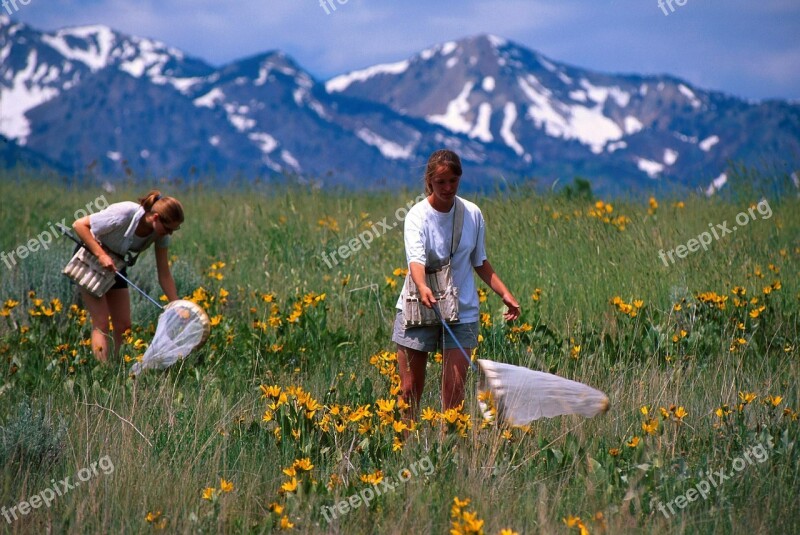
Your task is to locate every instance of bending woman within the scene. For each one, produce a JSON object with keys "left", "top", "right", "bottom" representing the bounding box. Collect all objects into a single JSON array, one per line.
[
  {"left": 393, "top": 150, "right": 520, "bottom": 417},
  {"left": 71, "top": 190, "right": 184, "bottom": 362}
]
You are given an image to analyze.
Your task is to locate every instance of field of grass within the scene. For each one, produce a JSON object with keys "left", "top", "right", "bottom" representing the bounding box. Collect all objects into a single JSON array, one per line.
[{"left": 0, "top": 173, "right": 798, "bottom": 534}]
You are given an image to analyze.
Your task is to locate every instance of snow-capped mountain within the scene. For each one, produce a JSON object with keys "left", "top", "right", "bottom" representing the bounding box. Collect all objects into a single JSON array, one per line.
[
  {"left": 328, "top": 34, "right": 799, "bottom": 193},
  {"left": 0, "top": 15, "right": 211, "bottom": 142},
  {"left": 1, "top": 16, "right": 510, "bottom": 187},
  {"left": 1, "top": 17, "right": 797, "bottom": 195}
]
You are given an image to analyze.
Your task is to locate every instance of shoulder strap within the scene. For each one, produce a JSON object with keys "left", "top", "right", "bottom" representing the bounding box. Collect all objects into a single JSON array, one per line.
[
  {"left": 123, "top": 234, "right": 157, "bottom": 267},
  {"left": 450, "top": 198, "right": 464, "bottom": 259}
]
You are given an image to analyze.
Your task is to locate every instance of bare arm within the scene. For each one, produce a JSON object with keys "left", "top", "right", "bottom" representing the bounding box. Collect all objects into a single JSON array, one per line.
[
  {"left": 474, "top": 260, "right": 520, "bottom": 321},
  {"left": 72, "top": 216, "right": 116, "bottom": 271},
  {"left": 409, "top": 261, "right": 437, "bottom": 308},
  {"left": 155, "top": 247, "right": 179, "bottom": 302}
]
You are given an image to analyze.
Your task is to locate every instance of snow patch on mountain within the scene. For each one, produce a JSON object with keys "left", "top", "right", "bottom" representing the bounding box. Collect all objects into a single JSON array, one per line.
[
  {"left": 420, "top": 41, "right": 458, "bottom": 60},
  {"left": 249, "top": 132, "right": 279, "bottom": 154},
  {"left": 580, "top": 79, "right": 630, "bottom": 107},
  {"left": 607, "top": 141, "right": 627, "bottom": 153},
  {"left": 194, "top": 88, "right": 225, "bottom": 108},
  {"left": 470, "top": 103, "right": 494, "bottom": 142},
  {"left": 41, "top": 26, "right": 115, "bottom": 71},
  {"left": 569, "top": 90, "right": 588, "bottom": 102},
  {"left": 519, "top": 75, "right": 623, "bottom": 153},
  {"left": 487, "top": 35, "right": 507, "bottom": 48},
  {"left": 356, "top": 128, "right": 415, "bottom": 159},
  {"left": 427, "top": 81, "right": 475, "bottom": 134},
  {"left": 0, "top": 51, "right": 60, "bottom": 140},
  {"left": 325, "top": 60, "right": 410, "bottom": 93},
  {"left": 699, "top": 135, "right": 720, "bottom": 152},
  {"left": 679, "top": 84, "right": 702, "bottom": 108},
  {"left": 705, "top": 173, "right": 728, "bottom": 196},
  {"left": 637, "top": 158, "right": 664, "bottom": 178},
  {"left": 500, "top": 102, "right": 524, "bottom": 156},
  {"left": 624, "top": 116, "right": 644, "bottom": 135},
  {"left": 281, "top": 150, "right": 301, "bottom": 171},
  {"left": 663, "top": 148, "right": 679, "bottom": 166}
]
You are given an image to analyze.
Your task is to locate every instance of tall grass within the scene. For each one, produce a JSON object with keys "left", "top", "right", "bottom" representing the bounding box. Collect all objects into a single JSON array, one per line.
[{"left": 0, "top": 174, "right": 797, "bottom": 534}]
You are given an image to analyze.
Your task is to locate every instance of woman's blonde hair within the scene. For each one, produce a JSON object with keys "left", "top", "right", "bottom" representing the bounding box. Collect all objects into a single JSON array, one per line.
[
  {"left": 139, "top": 190, "right": 184, "bottom": 225},
  {"left": 423, "top": 150, "right": 462, "bottom": 195}
]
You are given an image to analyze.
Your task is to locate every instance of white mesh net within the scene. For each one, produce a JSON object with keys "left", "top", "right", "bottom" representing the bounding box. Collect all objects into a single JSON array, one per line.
[
  {"left": 477, "top": 359, "right": 609, "bottom": 426},
  {"left": 131, "top": 300, "right": 210, "bottom": 375}
]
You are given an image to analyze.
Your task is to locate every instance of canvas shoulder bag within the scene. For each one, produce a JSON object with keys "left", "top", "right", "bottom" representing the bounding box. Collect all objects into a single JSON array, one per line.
[
  {"left": 401, "top": 198, "right": 464, "bottom": 328},
  {"left": 63, "top": 246, "right": 127, "bottom": 298},
  {"left": 62, "top": 234, "right": 153, "bottom": 298}
]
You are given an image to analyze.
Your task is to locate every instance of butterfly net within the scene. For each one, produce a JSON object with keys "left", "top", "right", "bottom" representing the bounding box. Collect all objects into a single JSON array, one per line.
[
  {"left": 477, "top": 359, "right": 609, "bottom": 426},
  {"left": 131, "top": 300, "right": 210, "bottom": 375}
]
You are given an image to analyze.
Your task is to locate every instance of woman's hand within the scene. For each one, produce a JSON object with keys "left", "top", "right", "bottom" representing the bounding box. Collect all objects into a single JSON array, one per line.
[
  {"left": 501, "top": 293, "right": 521, "bottom": 321},
  {"left": 419, "top": 286, "right": 437, "bottom": 309},
  {"left": 97, "top": 253, "right": 117, "bottom": 272}
]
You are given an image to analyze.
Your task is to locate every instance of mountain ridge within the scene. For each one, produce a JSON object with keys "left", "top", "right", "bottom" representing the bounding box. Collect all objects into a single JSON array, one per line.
[{"left": 1, "top": 18, "right": 797, "bottom": 196}]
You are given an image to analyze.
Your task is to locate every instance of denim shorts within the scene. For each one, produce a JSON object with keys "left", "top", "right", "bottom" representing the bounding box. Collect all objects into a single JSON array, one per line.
[{"left": 391, "top": 311, "right": 479, "bottom": 353}]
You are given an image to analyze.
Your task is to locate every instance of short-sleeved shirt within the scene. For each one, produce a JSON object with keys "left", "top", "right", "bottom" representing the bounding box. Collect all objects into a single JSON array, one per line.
[
  {"left": 88, "top": 201, "right": 170, "bottom": 256},
  {"left": 395, "top": 195, "right": 487, "bottom": 323}
]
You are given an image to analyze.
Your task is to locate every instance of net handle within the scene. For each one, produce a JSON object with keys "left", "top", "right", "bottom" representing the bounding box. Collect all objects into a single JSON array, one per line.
[
  {"left": 58, "top": 223, "right": 164, "bottom": 310},
  {"left": 433, "top": 303, "right": 478, "bottom": 372}
]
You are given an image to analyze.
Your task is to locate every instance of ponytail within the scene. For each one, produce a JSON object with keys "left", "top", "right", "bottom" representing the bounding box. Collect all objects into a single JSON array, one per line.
[{"left": 139, "top": 190, "right": 184, "bottom": 225}]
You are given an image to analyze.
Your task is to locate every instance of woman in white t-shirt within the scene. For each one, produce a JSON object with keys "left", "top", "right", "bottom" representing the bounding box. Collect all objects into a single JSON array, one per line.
[
  {"left": 71, "top": 190, "right": 184, "bottom": 363},
  {"left": 393, "top": 150, "right": 520, "bottom": 417}
]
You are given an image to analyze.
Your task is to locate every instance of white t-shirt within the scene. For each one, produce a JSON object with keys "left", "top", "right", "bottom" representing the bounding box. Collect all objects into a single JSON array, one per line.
[
  {"left": 395, "top": 196, "right": 487, "bottom": 323},
  {"left": 88, "top": 201, "right": 170, "bottom": 256}
]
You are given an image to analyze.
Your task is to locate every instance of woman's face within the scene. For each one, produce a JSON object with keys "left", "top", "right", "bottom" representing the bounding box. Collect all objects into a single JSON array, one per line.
[
  {"left": 429, "top": 165, "right": 460, "bottom": 205},
  {"left": 154, "top": 214, "right": 181, "bottom": 236}
]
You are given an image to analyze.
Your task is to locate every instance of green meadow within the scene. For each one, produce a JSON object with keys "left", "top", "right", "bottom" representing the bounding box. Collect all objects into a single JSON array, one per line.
[{"left": 0, "top": 172, "right": 798, "bottom": 534}]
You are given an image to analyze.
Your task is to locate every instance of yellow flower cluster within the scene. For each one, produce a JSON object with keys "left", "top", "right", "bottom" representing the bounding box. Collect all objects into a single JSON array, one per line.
[
  {"left": 506, "top": 322, "right": 532, "bottom": 342},
  {"left": 450, "top": 497, "right": 485, "bottom": 535},
  {"left": 280, "top": 458, "right": 314, "bottom": 494},
  {"left": 201, "top": 477, "right": 234, "bottom": 501},
  {"left": 369, "top": 350, "right": 401, "bottom": 396},
  {"left": 145, "top": 510, "right": 167, "bottom": 530},
  {"left": 696, "top": 291, "right": 728, "bottom": 310},
  {"left": 207, "top": 261, "right": 225, "bottom": 281},
  {"left": 27, "top": 297, "right": 63, "bottom": 317},
  {"left": 422, "top": 403, "right": 473, "bottom": 437},
  {"left": 563, "top": 515, "right": 589, "bottom": 535},
  {"left": 317, "top": 216, "right": 340, "bottom": 232},
  {"left": 0, "top": 298, "right": 20, "bottom": 317},
  {"left": 647, "top": 196, "right": 658, "bottom": 215},
  {"left": 587, "top": 200, "right": 631, "bottom": 230},
  {"left": 610, "top": 296, "right": 644, "bottom": 317}
]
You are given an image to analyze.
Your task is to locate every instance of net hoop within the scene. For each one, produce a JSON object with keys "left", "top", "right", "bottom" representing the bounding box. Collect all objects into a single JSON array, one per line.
[{"left": 164, "top": 299, "right": 211, "bottom": 347}]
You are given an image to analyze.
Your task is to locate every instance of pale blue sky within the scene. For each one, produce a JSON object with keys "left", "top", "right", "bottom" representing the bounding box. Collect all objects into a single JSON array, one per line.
[{"left": 10, "top": 0, "right": 800, "bottom": 101}]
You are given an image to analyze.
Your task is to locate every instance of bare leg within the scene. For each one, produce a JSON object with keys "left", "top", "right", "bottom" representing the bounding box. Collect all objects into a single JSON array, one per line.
[
  {"left": 80, "top": 289, "right": 111, "bottom": 363},
  {"left": 106, "top": 288, "right": 132, "bottom": 359},
  {"left": 442, "top": 347, "right": 472, "bottom": 411},
  {"left": 397, "top": 345, "right": 428, "bottom": 420}
]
